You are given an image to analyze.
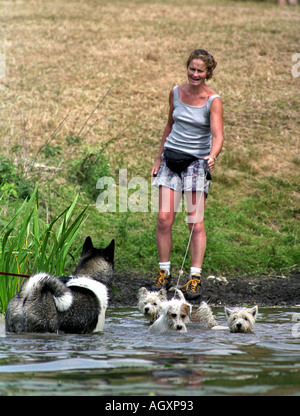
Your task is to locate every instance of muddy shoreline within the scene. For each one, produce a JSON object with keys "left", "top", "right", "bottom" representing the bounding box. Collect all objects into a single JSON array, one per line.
[{"left": 109, "top": 272, "right": 300, "bottom": 307}]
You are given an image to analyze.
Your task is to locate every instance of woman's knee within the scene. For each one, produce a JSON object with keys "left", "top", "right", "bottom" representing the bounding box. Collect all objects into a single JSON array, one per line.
[
  {"left": 188, "top": 220, "right": 205, "bottom": 234},
  {"left": 157, "top": 212, "right": 175, "bottom": 231}
]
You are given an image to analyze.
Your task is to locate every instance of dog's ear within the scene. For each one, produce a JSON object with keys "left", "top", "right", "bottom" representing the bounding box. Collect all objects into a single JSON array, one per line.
[
  {"left": 81, "top": 236, "right": 94, "bottom": 256},
  {"left": 182, "top": 303, "right": 192, "bottom": 318},
  {"left": 187, "top": 303, "right": 192, "bottom": 317},
  {"left": 250, "top": 305, "right": 258, "bottom": 318},
  {"left": 158, "top": 288, "right": 167, "bottom": 301},
  {"left": 138, "top": 287, "right": 148, "bottom": 297},
  {"left": 225, "top": 307, "right": 233, "bottom": 318},
  {"left": 174, "top": 288, "right": 185, "bottom": 300},
  {"left": 104, "top": 239, "right": 115, "bottom": 263}
]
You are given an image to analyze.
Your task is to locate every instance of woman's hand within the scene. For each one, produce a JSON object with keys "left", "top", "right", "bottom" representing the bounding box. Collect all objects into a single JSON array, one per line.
[
  {"left": 151, "top": 157, "right": 162, "bottom": 177},
  {"left": 204, "top": 154, "right": 216, "bottom": 171}
]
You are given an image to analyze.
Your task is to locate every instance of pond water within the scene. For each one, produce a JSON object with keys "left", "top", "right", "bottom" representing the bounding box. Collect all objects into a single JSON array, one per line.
[{"left": 0, "top": 307, "right": 299, "bottom": 396}]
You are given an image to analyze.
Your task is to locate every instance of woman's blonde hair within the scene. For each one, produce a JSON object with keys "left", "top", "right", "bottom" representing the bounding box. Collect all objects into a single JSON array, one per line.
[{"left": 186, "top": 49, "right": 217, "bottom": 80}]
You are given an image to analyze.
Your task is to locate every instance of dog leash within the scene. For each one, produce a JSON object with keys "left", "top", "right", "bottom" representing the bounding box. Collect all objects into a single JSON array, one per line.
[
  {"left": 0, "top": 271, "right": 30, "bottom": 278},
  {"left": 174, "top": 190, "right": 204, "bottom": 290},
  {"left": 175, "top": 166, "right": 210, "bottom": 291}
]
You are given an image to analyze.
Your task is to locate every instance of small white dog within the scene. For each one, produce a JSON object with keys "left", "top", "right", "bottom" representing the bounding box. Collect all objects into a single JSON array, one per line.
[
  {"left": 197, "top": 302, "right": 258, "bottom": 333},
  {"left": 150, "top": 289, "right": 192, "bottom": 333},
  {"left": 138, "top": 287, "right": 167, "bottom": 324}
]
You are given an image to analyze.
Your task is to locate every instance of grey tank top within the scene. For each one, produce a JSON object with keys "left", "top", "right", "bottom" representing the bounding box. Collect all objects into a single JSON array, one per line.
[{"left": 164, "top": 85, "right": 220, "bottom": 159}]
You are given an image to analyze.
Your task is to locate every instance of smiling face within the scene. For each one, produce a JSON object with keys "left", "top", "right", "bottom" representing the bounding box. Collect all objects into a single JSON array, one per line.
[
  {"left": 186, "top": 49, "right": 217, "bottom": 81},
  {"left": 187, "top": 59, "right": 208, "bottom": 87}
]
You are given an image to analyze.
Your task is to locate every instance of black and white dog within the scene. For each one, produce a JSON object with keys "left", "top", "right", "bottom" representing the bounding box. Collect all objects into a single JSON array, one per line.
[{"left": 5, "top": 236, "right": 114, "bottom": 334}]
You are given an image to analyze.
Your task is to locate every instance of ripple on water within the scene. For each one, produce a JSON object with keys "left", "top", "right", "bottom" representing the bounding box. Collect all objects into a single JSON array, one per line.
[{"left": 0, "top": 307, "right": 299, "bottom": 395}]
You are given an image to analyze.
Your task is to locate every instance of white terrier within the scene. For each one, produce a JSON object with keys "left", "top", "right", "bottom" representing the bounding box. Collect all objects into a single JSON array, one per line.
[
  {"left": 138, "top": 287, "right": 167, "bottom": 324},
  {"left": 196, "top": 302, "right": 258, "bottom": 333},
  {"left": 150, "top": 289, "right": 192, "bottom": 333}
]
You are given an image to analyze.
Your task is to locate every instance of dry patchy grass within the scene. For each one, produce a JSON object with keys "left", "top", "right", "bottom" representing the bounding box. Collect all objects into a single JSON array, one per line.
[{"left": 1, "top": 0, "right": 299, "bottom": 182}]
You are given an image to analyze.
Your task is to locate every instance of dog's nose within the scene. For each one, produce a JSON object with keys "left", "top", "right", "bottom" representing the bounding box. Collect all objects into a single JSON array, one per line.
[
  {"left": 176, "top": 325, "right": 182, "bottom": 331},
  {"left": 236, "top": 323, "right": 242, "bottom": 330},
  {"left": 145, "top": 307, "right": 149, "bottom": 313}
]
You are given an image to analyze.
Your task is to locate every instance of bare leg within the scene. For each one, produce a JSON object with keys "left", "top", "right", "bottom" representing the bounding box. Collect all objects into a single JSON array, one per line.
[
  {"left": 189, "top": 221, "right": 206, "bottom": 268},
  {"left": 185, "top": 191, "right": 206, "bottom": 268},
  {"left": 156, "top": 186, "right": 182, "bottom": 262}
]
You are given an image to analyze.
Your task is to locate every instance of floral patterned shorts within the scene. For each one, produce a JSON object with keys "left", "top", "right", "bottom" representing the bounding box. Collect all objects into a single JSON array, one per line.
[{"left": 152, "top": 153, "right": 211, "bottom": 194}]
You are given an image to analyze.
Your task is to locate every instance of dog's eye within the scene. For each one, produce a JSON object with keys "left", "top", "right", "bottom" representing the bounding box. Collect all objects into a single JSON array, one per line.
[
  {"left": 153, "top": 302, "right": 157, "bottom": 306},
  {"left": 171, "top": 313, "right": 177, "bottom": 319},
  {"left": 180, "top": 315, "right": 186, "bottom": 319},
  {"left": 244, "top": 316, "right": 248, "bottom": 321}
]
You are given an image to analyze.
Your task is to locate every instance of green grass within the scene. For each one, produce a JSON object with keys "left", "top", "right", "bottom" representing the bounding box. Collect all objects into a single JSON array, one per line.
[{"left": 0, "top": 149, "right": 298, "bottom": 313}]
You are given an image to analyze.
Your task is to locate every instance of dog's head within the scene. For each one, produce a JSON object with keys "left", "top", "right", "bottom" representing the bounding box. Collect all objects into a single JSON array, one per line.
[
  {"left": 225, "top": 305, "right": 258, "bottom": 333},
  {"left": 138, "top": 287, "right": 167, "bottom": 323},
  {"left": 163, "top": 298, "right": 192, "bottom": 332},
  {"left": 72, "top": 236, "right": 114, "bottom": 285}
]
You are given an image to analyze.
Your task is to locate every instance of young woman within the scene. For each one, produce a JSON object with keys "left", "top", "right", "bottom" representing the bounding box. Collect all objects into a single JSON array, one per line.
[{"left": 151, "top": 49, "right": 224, "bottom": 300}]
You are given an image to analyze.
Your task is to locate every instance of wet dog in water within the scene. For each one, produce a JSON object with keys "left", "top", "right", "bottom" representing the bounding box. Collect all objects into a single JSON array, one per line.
[
  {"left": 196, "top": 302, "right": 258, "bottom": 333},
  {"left": 138, "top": 287, "right": 167, "bottom": 324},
  {"left": 150, "top": 289, "right": 192, "bottom": 333},
  {"left": 5, "top": 236, "right": 114, "bottom": 334}
]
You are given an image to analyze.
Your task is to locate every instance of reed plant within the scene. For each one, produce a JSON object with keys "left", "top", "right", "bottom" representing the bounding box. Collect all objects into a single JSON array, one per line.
[{"left": 0, "top": 187, "right": 88, "bottom": 313}]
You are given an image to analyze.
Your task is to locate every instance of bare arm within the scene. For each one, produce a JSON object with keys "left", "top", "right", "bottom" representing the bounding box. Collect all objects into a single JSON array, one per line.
[
  {"left": 204, "top": 97, "right": 223, "bottom": 171},
  {"left": 151, "top": 89, "right": 174, "bottom": 177}
]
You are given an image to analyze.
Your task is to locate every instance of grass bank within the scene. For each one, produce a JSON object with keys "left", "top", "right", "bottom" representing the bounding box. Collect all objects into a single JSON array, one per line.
[{"left": 0, "top": 0, "right": 299, "bottom": 286}]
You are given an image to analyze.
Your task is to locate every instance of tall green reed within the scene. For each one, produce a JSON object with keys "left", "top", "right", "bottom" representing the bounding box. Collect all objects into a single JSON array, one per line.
[{"left": 0, "top": 187, "right": 88, "bottom": 314}]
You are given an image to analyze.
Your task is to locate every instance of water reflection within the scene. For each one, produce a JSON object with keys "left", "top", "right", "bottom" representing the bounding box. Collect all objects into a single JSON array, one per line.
[{"left": 0, "top": 307, "right": 299, "bottom": 395}]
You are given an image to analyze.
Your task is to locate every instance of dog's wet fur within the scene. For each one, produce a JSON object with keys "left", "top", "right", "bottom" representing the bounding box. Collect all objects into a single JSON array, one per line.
[
  {"left": 149, "top": 289, "right": 192, "bottom": 333},
  {"left": 5, "top": 236, "right": 114, "bottom": 334},
  {"left": 196, "top": 302, "right": 258, "bottom": 333},
  {"left": 138, "top": 287, "right": 167, "bottom": 324}
]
